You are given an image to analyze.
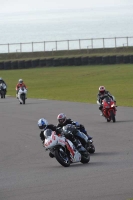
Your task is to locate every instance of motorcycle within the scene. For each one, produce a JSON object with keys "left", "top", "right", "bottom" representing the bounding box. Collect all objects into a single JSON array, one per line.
[
  {"left": 0, "top": 83, "right": 6, "bottom": 98},
  {"left": 17, "top": 87, "right": 27, "bottom": 104},
  {"left": 73, "top": 122, "right": 95, "bottom": 154},
  {"left": 44, "top": 129, "right": 90, "bottom": 167},
  {"left": 97, "top": 95, "right": 117, "bottom": 122}
]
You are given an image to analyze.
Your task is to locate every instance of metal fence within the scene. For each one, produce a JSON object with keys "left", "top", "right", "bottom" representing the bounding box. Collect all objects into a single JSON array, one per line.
[{"left": 0, "top": 36, "right": 133, "bottom": 53}]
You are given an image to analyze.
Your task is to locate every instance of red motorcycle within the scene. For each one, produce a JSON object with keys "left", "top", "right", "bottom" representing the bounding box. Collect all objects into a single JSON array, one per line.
[{"left": 101, "top": 96, "right": 117, "bottom": 122}]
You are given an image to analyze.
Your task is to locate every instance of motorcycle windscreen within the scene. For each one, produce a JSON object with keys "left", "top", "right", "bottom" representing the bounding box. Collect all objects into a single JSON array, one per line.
[
  {"left": 44, "top": 129, "right": 53, "bottom": 139},
  {"left": 103, "top": 96, "right": 112, "bottom": 102}
]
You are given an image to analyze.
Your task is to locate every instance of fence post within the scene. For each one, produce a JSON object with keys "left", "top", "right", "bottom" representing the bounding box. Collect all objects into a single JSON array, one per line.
[
  {"left": 103, "top": 38, "right": 105, "bottom": 49},
  {"left": 67, "top": 40, "right": 69, "bottom": 50},
  {"left": 20, "top": 43, "right": 22, "bottom": 52},
  {"left": 91, "top": 39, "right": 93, "bottom": 49},
  {"left": 115, "top": 37, "right": 116, "bottom": 48},
  {"left": 79, "top": 39, "right": 81, "bottom": 49},
  {"left": 127, "top": 37, "right": 128, "bottom": 47},
  {"left": 8, "top": 43, "right": 10, "bottom": 53},
  {"left": 44, "top": 41, "right": 45, "bottom": 51},
  {"left": 56, "top": 41, "right": 57, "bottom": 50},
  {"left": 32, "top": 42, "right": 33, "bottom": 52}
]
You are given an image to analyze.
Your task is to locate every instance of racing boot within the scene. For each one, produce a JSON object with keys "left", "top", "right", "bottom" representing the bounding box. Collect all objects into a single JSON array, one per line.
[
  {"left": 49, "top": 152, "right": 54, "bottom": 158},
  {"left": 88, "top": 135, "right": 92, "bottom": 140},
  {"left": 99, "top": 105, "right": 103, "bottom": 116},
  {"left": 16, "top": 93, "right": 18, "bottom": 99}
]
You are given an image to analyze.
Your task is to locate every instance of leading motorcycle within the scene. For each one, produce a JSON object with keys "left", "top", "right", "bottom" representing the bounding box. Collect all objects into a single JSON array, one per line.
[
  {"left": 44, "top": 129, "right": 90, "bottom": 167},
  {"left": 0, "top": 83, "right": 6, "bottom": 98}
]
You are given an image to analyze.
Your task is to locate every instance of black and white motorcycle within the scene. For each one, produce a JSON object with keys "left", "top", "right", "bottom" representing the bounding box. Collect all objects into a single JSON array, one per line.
[
  {"left": 17, "top": 87, "right": 27, "bottom": 104},
  {"left": 0, "top": 83, "right": 6, "bottom": 98}
]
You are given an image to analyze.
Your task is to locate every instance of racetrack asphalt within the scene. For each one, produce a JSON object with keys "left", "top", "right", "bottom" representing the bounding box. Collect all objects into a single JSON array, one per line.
[{"left": 0, "top": 97, "right": 133, "bottom": 200}]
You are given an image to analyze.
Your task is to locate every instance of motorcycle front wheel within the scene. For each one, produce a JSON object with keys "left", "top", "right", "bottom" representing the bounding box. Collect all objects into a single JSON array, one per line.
[
  {"left": 80, "top": 151, "right": 90, "bottom": 164},
  {"left": 110, "top": 110, "right": 116, "bottom": 122},
  {"left": 88, "top": 144, "right": 95, "bottom": 154},
  {"left": 21, "top": 94, "right": 25, "bottom": 104},
  {"left": 107, "top": 118, "right": 111, "bottom": 122},
  {"left": 55, "top": 148, "right": 70, "bottom": 167}
]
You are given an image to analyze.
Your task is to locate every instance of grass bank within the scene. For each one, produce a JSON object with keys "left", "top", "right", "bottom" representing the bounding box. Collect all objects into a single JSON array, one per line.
[
  {"left": 1, "top": 64, "right": 133, "bottom": 107},
  {"left": 0, "top": 47, "right": 133, "bottom": 61}
]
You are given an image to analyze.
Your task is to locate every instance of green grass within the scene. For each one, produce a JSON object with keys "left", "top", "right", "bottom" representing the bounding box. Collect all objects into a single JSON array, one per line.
[{"left": 1, "top": 64, "right": 133, "bottom": 107}]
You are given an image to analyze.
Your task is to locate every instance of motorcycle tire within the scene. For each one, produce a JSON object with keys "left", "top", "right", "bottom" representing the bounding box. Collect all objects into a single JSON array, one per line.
[
  {"left": 3, "top": 92, "right": 5, "bottom": 98},
  {"left": 88, "top": 145, "right": 95, "bottom": 154},
  {"left": 21, "top": 94, "right": 25, "bottom": 104},
  {"left": 80, "top": 151, "right": 90, "bottom": 164},
  {"left": 55, "top": 148, "right": 70, "bottom": 167},
  {"left": 110, "top": 110, "right": 116, "bottom": 123}
]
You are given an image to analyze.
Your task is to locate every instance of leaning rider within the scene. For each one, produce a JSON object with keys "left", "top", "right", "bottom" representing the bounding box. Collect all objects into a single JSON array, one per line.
[
  {"left": 56, "top": 113, "right": 93, "bottom": 141},
  {"left": 38, "top": 118, "right": 62, "bottom": 158},
  {"left": 38, "top": 118, "right": 84, "bottom": 157}
]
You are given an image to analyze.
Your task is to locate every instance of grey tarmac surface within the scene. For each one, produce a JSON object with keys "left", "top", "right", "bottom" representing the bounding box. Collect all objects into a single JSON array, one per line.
[{"left": 0, "top": 97, "right": 133, "bottom": 200}]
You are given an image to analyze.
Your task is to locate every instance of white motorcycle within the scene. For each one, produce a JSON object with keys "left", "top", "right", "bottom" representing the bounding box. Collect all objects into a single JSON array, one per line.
[
  {"left": 44, "top": 129, "right": 90, "bottom": 167},
  {"left": 0, "top": 83, "right": 7, "bottom": 98},
  {"left": 17, "top": 87, "right": 27, "bottom": 104}
]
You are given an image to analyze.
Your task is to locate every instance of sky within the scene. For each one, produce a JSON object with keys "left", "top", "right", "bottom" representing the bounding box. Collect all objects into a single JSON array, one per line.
[{"left": 1, "top": 0, "right": 132, "bottom": 13}]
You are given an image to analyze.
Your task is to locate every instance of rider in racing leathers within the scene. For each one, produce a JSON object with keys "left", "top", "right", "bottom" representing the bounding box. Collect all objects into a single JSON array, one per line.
[
  {"left": 97, "top": 86, "right": 116, "bottom": 115},
  {"left": 38, "top": 118, "right": 85, "bottom": 157},
  {"left": 0, "top": 77, "right": 7, "bottom": 94},
  {"left": 16, "top": 79, "right": 27, "bottom": 98},
  {"left": 56, "top": 113, "right": 93, "bottom": 141}
]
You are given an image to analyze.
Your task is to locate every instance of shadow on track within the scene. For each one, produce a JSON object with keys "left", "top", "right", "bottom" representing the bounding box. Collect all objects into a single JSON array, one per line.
[
  {"left": 115, "top": 120, "right": 133, "bottom": 123},
  {"left": 92, "top": 151, "right": 120, "bottom": 156}
]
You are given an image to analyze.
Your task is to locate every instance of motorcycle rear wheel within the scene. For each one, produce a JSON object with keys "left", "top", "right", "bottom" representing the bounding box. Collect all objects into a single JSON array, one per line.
[{"left": 55, "top": 148, "right": 70, "bottom": 167}]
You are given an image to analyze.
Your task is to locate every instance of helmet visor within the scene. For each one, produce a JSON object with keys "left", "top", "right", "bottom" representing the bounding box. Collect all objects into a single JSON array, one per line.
[
  {"left": 58, "top": 119, "right": 64, "bottom": 124},
  {"left": 100, "top": 90, "right": 105, "bottom": 94}
]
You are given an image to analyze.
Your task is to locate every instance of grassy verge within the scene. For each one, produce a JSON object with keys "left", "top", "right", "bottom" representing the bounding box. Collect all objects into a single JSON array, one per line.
[{"left": 1, "top": 64, "right": 133, "bottom": 107}]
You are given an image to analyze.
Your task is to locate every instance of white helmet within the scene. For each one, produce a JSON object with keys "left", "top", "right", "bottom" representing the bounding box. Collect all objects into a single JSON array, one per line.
[
  {"left": 38, "top": 118, "right": 48, "bottom": 129},
  {"left": 19, "top": 79, "right": 23, "bottom": 84},
  {"left": 99, "top": 86, "right": 105, "bottom": 94}
]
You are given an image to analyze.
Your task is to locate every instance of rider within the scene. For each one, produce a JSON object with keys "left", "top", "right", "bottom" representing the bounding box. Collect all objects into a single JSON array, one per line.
[
  {"left": 97, "top": 86, "right": 116, "bottom": 115},
  {"left": 38, "top": 118, "right": 84, "bottom": 157},
  {"left": 16, "top": 79, "right": 27, "bottom": 98},
  {"left": 56, "top": 113, "right": 92, "bottom": 141},
  {"left": 38, "top": 118, "right": 63, "bottom": 158},
  {"left": 0, "top": 77, "right": 7, "bottom": 94}
]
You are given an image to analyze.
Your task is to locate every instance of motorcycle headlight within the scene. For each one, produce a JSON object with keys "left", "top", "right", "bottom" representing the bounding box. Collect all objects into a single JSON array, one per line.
[{"left": 111, "top": 104, "right": 115, "bottom": 107}]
